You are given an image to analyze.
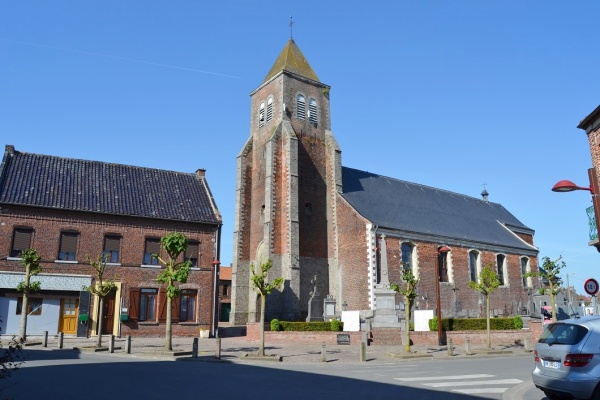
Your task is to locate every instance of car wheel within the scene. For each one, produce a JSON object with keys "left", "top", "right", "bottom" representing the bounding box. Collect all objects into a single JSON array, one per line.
[
  {"left": 591, "top": 385, "right": 600, "bottom": 400},
  {"left": 543, "top": 391, "right": 562, "bottom": 400}
]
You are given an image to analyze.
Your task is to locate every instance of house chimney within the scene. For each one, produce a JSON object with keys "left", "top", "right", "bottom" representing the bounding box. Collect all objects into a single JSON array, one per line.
[
  {"left": 5, "top": 145, "right": 14, "bottom": 155},
  {"left": 196, "top": 169, "right": 206, "bottom": 178}
]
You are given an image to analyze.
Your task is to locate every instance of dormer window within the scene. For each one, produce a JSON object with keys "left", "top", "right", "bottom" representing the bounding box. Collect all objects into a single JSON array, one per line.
[
  {"left": 259, "top": 102, "right": 265, "bottom": 127},
  {"left": 297, "top": 94, "right": 306, "bottom": 120},
  {"left": 266, "top": 98, "right": 273, "bottom": 123},
  {"left": 309, "top": 98, "right": 317, "bottom": 124}
]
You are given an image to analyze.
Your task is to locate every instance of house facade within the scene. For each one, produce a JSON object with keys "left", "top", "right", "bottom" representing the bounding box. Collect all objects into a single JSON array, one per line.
[
  {"left": 230, "top": 39, "right": 540, "bottom": 326},
  {"left": 0, "top": 145, "right": 222, "bottom": 337}
]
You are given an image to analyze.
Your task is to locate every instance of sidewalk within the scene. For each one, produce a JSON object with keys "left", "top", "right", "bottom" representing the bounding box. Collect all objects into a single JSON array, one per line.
[{"left": 21, "top": 334, "right": 533, "bottom": 364}]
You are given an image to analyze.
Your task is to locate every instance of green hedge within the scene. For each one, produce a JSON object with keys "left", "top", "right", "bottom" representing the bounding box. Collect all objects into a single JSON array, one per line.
[
  {"left": 429, "top": 316, "right": 523, "bottom": 331},
  {"left": 269, "top": 320, "right": 344, "bottom": 332}
]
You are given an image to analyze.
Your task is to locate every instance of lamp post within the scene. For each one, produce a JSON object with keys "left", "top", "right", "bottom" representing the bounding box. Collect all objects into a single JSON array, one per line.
[
  {"left": 435, "top": 246, "right": 451, "bottom": 346},
  {"left": 552, "top": 168, "right": 600, "bottom": 251}
]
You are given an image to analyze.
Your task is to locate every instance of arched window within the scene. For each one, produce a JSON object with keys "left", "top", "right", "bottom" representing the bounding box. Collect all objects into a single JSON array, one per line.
[
  {"left": 496, "top": 254, "right": 506, "bottom": 286},
  {"left": 521, "top": 257, "right": 531, "bottom": 287},
  {"left": 308, "top": 98, "right": 317, "bottom": 123},
  {"left": 438, "top": 250, "right": 450, "bottom": 283},
  {"left": 469, "top": 250, "right": 480, "bottom": 282},
  {"left": 401, "top": 242, "right": 418, "bottom": 278},
  {"left": 297, "top": 94, "right": 306, "bottom": 120},
  {"left": 259, "top": 102, "right": 265, "bottom": 127},
  {"left": 266, "top": 97, "right": 273, "bottom": 123}
]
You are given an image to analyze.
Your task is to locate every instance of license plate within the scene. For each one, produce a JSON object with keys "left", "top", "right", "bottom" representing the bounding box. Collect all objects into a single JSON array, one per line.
[{"left": 543, "top": 360, "right": 560, "bottom": 369}]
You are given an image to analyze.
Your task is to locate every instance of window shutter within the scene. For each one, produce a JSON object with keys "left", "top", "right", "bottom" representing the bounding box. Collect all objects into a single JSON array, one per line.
[
  {"left": 297, "top": 95, "right": 305, "bottom": 120},
  {"left": 13, "top": 229, "right": 33, "bottom": 252},
  {"left": 129, "top": 288, "right": 140, "bottom": 322},
  {"left": 104, "top": 236, "right": 121, "bottom": 252},
  {"left": 60, "top": 232, "right": 78, "bottom": 253},
  {"left": 309, "top": 98, "right": 317, "bottom": 123},
  {"left": 266, "top": 98, "right": 273, "bottom": 122}
]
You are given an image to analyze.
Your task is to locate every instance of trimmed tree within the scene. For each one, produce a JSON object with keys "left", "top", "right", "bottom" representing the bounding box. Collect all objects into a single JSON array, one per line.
[
  {"left": 17, "top": 249, "right": 42, "bottom": 341},
  {"left": 525, "top": 256, "right": 565, "bottom": 323},
  {"left": 391, "top": 263, "right": 419, "bottom": 353},
  {"left": 250, "top": 259, "right": 283, "bottom": 357},
  {"left": 469, "top": 264, "right": 501, "bottom": 349},
  {"left": 83, "top": 254, "right": 116, "bottom": 348},
  {"left": 155, "top": 232, "right": 191, "bottom": 351}
]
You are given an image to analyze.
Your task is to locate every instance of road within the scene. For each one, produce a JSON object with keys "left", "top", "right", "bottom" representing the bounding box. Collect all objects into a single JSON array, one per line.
[{"left": 1, "top": 349, "right": 541, "bottom": 400}]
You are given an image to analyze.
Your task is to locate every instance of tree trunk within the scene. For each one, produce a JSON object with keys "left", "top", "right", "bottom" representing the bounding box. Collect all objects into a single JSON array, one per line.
[
  {"left": 18, "top": 266, "right": 31, "bottom": 342},
  {"left": 486, "top": 294, "right": 491, "bottom": 349},
  {"left": 404, "top": 298, "right": 412, "bottom": 353},
  {"left": 165, "top": 295, "right": 173, "bottom": 351},
  {"left": 549, "top": 284, "right": 557, "bottom": 322},
  {"left": 258, "top": 294, "right": 266, "bottom": 357},
  {"left": 96, "top": 296, "right": 104, "bottom": 348}
]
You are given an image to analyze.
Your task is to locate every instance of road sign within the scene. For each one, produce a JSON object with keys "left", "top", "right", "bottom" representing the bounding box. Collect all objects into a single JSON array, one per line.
[{"left": 585, "top": 278, "right": 599, "bottom": 296}]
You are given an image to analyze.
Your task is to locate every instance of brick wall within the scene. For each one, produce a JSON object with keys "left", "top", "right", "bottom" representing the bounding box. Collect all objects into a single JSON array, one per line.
[{"left": 0, "top": 205, "right": 219, "bottom": 337}]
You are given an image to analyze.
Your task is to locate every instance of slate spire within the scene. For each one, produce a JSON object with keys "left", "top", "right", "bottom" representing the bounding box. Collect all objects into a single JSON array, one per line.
[{"left": 262, "top": 39, "right": 320, "bottom": 84}]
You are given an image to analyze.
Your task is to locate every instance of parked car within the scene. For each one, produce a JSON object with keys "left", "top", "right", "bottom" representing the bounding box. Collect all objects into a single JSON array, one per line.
[{"left": 532, "top": 316, "right": 600, "bottom": 399}]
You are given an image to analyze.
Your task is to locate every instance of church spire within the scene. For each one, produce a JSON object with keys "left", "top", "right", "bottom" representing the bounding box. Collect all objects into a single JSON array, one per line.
[{"left": 262, "top": 39, "right": 320, "bottom": 84}]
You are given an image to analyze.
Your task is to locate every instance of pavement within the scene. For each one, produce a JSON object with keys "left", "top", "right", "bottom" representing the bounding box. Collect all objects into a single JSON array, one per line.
[{"left": 18, "top": 334, "right": 544, "bottom": 400}]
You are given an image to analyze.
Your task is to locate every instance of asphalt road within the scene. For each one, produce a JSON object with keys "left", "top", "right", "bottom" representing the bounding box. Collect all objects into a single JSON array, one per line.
[{"left": 1, "top": 348, "right": 541, "bottom": 400}]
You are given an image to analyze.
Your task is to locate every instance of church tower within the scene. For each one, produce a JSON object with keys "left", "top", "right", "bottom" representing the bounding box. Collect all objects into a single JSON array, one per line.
[{"left": 230, "top": 39, "right": 342, "bottom": 324}]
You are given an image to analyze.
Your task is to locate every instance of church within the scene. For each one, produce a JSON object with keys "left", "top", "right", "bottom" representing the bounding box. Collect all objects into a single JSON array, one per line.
[{"left": 230, "top": 39, "right": 539, "bottom": 326}]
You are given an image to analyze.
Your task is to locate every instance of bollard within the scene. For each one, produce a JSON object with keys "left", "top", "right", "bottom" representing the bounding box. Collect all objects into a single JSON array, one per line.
[
  {"left": 447, "top": 338, "right": 453, "bottom": 356},
  {"left": 124, "top": 335, "right": 131, "bottom": 354},
  {"left": 58, "top": 332, "right": 64, "bottom": 349},
  {"left": 360, "top": 341, "right": 366, "bottom": 362},
  {"left": 465, "top": 337, "right": 471, "bottom": 355},
  {"left": 43, "top": 331, "right": 48, "bottom": 348},
  {"left": 192, "top": 337, "right": 198, "bottom": 358},
  {"left": 524, "top": 337, "right": 531, "bottom": 352},
  {"left": 215, "top": 338, "right": 221, "bottom": 359},
  {"left": 321, "top": 343, "right": 327, "bottom": 362},
  {"left": 109, "top": 335, "right": 115, "bottom": 353}
]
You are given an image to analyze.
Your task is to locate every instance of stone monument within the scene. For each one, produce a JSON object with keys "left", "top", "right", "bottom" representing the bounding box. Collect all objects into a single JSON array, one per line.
[
  {"left": 306, "top": 275, "right": 324, "bottom": 322},
  {"left": 372, "top": 234, "right": 402, "bottom": 328}
]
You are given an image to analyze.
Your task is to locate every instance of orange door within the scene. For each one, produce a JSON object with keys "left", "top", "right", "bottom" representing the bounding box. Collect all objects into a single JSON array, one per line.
[{"left": 59, "top": 298, "right": 78, "bottom": 334}]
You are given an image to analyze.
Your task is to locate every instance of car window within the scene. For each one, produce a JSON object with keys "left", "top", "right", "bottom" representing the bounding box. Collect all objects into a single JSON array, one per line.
[{"left": 538, "top": 323, "right": 588, "bottom": 345}]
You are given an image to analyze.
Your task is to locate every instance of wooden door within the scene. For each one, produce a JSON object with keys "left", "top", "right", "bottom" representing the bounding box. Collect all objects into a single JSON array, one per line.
[
  {"left": 101, "top": 291, "right": 116, "bottom": 334},
  {"left": 59, "top": 298, "right": 78, "bottom": 334}
]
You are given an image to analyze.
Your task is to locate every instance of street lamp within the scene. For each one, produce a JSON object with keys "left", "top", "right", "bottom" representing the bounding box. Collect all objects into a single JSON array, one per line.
[
  {"left": 435, "top": 245, "right": 451, "bottom": 346},
  {"left": 552, "top": 168, "right": 600, "bottom": 251}
]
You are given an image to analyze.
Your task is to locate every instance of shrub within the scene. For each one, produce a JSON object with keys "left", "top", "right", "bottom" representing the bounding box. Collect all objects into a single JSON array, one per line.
[
  {"left": 513, "top": 315, "right": 524, "bottom": 330},
  {"left": 275, "top": 321, "right": 344, "bottom": 331},
  {"left": 330, "top": 318, "right": 342, "bottom": 332},
  {"left": 430, "top": 317, "right": 525, "bottom": 331},
  {"left": 270, "top": 319, "right": 281, "bottom": 331}
]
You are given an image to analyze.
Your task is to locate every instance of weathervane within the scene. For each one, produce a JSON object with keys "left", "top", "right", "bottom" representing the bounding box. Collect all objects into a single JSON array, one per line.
[{"left": 289, "top": 15, "right": 294, "bottom": 38}]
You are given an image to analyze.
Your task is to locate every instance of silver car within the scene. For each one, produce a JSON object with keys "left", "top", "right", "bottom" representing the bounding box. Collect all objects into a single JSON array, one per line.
[{"left": 533, "top": 316, "right": 600, "bottom": 400}]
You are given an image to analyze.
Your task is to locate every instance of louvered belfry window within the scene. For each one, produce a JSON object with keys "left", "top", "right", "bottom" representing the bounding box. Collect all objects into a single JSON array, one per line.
[
  {"left": 259, "top": 102, "right": 265, "bottom": 127},
  {"left": 266, "top": 97, "right": 273, "bottom": 123},
  {"left": 58, "top": 231, "right": 78, "bottom": 261},
  {"left": 104, "top": 235, "right": 121, "bottom": 263},
  {"left": 186, "top": 241, "right": 199, "bottom": 267},
  {"left": 297, "top": 94, "right": 306, "bottom": 120},
  {"left": 11, "top": 228, "right": 33, "bottom": 258},
  {"left": 144, "top": 238, "right": 160, "bottom": 265},
  {"left": 309, "top": 98, "right": 317, "bottom": 123}
]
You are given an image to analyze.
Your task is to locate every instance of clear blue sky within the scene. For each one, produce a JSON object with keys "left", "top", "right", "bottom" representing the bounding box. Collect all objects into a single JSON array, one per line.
[{"left": 3, "top": 1, "right": 600, "bottom": 294}]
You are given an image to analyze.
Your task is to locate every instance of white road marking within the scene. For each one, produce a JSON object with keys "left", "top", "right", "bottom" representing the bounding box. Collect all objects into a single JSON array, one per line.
[
  {"left": 424, "top": 379, "right": 523, "bottom": 387},
  {"left": 395, "top": 374, "right": 494, "bottom": 382},
  {"left": 454, "top": 388, "right": 511, "bottom": 394}
]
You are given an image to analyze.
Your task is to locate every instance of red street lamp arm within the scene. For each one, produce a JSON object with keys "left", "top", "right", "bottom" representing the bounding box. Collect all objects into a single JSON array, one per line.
[{"left": 552, "top": 180, "right": 595, "bottom": 195}]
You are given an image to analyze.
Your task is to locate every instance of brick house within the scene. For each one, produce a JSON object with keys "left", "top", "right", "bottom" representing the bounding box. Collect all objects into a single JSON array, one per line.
[
  {"left": 218, "top": 265, "right": 231, "bottom": 323},
  {"left": 230, "top": 39, "right": 539, "bottom": 326},
  {"left": 0, "top": 145, "right": 222, "bottom": 337}
]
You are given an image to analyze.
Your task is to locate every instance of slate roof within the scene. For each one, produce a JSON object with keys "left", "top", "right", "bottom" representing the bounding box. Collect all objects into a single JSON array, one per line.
[
  {"left": 0, "top": 145, "right": 221, "bottom": 224},
  {"left": 341, "top": 167, "right": 537, "bottom": 253},
  {"left": 263, "top": 39, "right": 320, "bottom": 84}
]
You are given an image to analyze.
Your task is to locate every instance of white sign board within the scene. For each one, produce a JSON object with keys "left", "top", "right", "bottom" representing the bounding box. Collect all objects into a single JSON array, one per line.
[
  {"left": 414, "top": 310, "right": 434, "bottom": 331},
  {"left": 341, "top": 311, "right": 361, "bottom": 332}
]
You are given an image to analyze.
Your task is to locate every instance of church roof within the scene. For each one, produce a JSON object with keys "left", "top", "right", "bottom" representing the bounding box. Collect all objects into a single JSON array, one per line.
[
  {"left": 263, "top": 39, "right": 320, "bottom": 84},
  {"left": 0, "top": 145, "right": 222, "bottom": 224},
  {"left": 341, "top": 167, "right": 536, "bottom": 252}
]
